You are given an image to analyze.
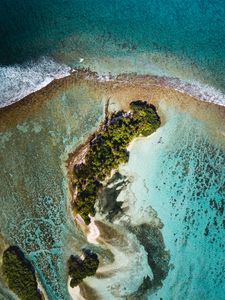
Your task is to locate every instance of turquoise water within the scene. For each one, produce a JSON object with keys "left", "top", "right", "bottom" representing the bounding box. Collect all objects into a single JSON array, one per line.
[
  {"left": 1, "top": 0, "right": 225, "bottom": 299},
  {"left": 120, "top": 103, "right": 225, "bottom": 299},
  {"left": 0, "top": 86, "right": 104, "bottom": 299},
  {"left": 1, "top": 0, "right": 225, "bottom": 106},
  {"left": 1, "top": 1, "right": 225, "bottom": 72}
]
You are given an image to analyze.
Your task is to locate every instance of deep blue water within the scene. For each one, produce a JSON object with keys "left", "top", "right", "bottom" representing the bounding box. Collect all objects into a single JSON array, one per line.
[{"left": 1, "top": 0, "right": 225, "bottom": 88}]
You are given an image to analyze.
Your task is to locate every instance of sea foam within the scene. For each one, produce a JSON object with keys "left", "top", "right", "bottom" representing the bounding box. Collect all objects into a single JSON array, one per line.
[
  {"left": 162, "top": 77, "right": 225, "bottom": 107},
  {"left": 0, "top": 57, "right": 71, "bottom": 108},
  {"left": 1, "top": 56, "right": 225, "bottom": 109}
]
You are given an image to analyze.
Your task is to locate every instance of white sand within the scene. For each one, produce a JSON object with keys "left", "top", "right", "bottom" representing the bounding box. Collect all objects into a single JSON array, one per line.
[
  {"left": 68, "top": 279, "right": 85, "bottom": 300},
  {"left": 87, "top": 216, "right": 100, "bottom": 244}
]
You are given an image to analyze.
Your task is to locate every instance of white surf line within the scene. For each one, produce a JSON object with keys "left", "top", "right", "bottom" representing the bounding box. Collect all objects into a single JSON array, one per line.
[
  {"left": 163, "top": 77, "right": 225, "bottom": 107},
  {"left": 0, "top": 57, "right": 72, "bottom": 108}
]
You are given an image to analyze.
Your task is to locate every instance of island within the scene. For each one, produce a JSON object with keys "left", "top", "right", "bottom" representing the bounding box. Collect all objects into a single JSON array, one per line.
[
  {"left": 2, "top": 246, "right": 42, "bottom": 300},
  {"left": 72, "top": 100, "right": 161, "bottom": 225},
  {"left": 68, "top": 249, "right": 99, "bottom": 288},
  {"left": 66, "top": 100, "right": 161, "bottom": 289}
]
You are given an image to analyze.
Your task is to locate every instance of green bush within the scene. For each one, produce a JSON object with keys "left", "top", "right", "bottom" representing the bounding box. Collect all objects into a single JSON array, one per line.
[
  {"left": 73, "top": 101, "right": 160, "bottom": 224},
  {"left": 2, "top": 246, "right": 41, "bottom": 300},
  {"left": 68, "top": 249, "right": 99, "bottom": 287}
]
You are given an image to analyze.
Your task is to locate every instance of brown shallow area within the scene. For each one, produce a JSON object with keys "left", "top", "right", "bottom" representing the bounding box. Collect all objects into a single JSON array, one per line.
[
  {"left": 1, "top": 69, "right": 225, "bottom": 133},
  {"left": 3, "top": 68, "right": 222, "bottom": 201}
]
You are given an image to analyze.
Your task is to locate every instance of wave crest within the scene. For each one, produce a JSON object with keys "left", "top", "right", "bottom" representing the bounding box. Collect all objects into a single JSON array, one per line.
[
  {"left": 0, "top": 57, "right": 71, "bottom": 108},
  {"left": 160, "top": 77, "right": 225, "bottom": 107}
]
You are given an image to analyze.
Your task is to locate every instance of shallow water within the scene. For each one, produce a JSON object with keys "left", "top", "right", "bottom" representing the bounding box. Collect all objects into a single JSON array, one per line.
[
  {"left": 119, "top": 102, "right": 225, "bottom": 299},
  {"left": 0, "top": 85, "right": 104, "bottom": 299},
  {"left": 0, "top": 84, "right": 225, "bottom": 299}
]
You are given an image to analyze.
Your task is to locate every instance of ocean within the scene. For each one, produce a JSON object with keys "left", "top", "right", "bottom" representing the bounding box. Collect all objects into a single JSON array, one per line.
[
  {"left": 0, "top": 83, "right": 105, "bottom": 299},
  {"left": 0, "top": 1, "right": 225, "bottom": 299},
  {"left": 1, "top": 0, "right": 225, "bottom": 106}
]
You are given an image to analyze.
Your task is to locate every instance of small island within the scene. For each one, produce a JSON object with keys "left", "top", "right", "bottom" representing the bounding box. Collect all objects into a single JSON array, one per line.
[
  {"left": 68, "top": 249, "right": 99, "bottom": 287},
  {"left": 72, "top": 100, "right": 161, "bottom": 224},
  {"left": 2, "top": 246, "right": 42, "bottom": 300}
]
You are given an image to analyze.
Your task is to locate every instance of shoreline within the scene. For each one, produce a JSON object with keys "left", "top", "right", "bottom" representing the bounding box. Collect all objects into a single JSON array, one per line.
[
  {"left": 1, "top": 68, "right": 225, "bottom": 137},
  {"left": 66, "top": 100, "right": 161, "bottom": 299},
  {"left": 1, "top": 67, "right": 225, "bottom": 113},
  {"left": 37, "top": 278, "right": 49, "bottom": 300},
  {"left": 65, "top": 98, "right": 111, "bottom": 210},
  {"left": 0, "top": 69, "right": 225, "bottom": 141},
  {"left": 60, "top": 72, "right": 225, "bottom": 297},
  {"left": 67, "top": 100, "right": 161, "bottom": 224},
  {"left": 67, "top": 278, "right": 86, "bottom": 300}
]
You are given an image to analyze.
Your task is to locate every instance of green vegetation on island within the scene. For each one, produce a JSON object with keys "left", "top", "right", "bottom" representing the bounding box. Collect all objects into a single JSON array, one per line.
[
  {"left": 68, "top": 249, "right": 99, "bottom": 287},
  {"left": 2, "top": 246, "right": 42, "bottom": 300},
  {"left": 73, "top": 100, "right": 161, "bottom": 224}
]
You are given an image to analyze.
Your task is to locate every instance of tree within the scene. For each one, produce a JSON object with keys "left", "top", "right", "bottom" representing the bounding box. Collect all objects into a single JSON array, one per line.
[{"left": 2, "top": 246, "right": 41, "bottom": 300}]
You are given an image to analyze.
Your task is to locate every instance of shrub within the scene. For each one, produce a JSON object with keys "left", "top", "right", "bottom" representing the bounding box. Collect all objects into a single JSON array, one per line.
[
  {"left": 68, "top": 249, "right": 99, "bottom": 287},
  {"left": 73, "top": 101, "right": 160, "bottom": 224},
  {"left": 2, "top": 246, "right": 41, "bottom": 300}
]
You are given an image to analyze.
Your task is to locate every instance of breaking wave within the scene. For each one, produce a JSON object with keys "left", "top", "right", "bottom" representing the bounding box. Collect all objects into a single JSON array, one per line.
[
  {"left": 1, "top": 55, "right": 225, "bottom": 109},
  {"left": 160, "top": 77, "right": 225, "bottom": 107},
  {"left": 0, "top": 57, "right": 71, "bottom": 108}
]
